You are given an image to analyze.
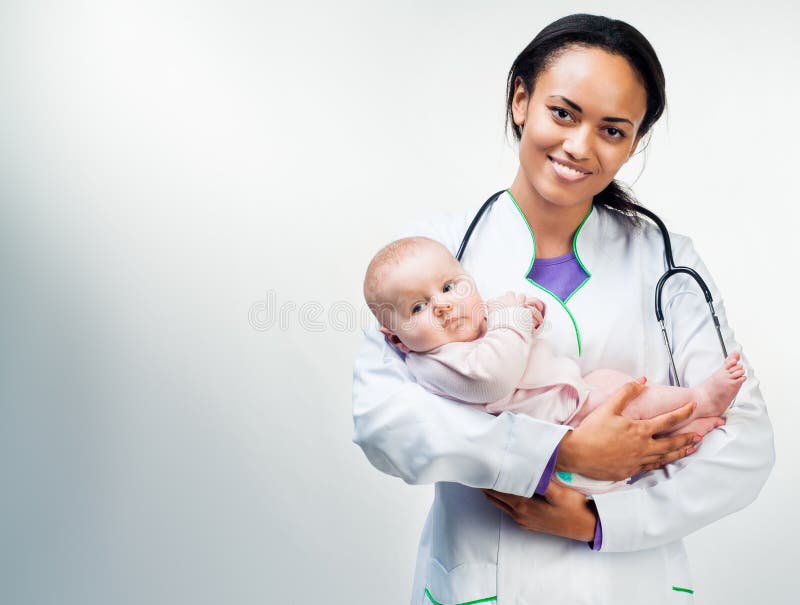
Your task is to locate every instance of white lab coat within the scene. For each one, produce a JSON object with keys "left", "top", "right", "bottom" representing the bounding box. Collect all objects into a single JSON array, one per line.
[{"left": 352, "top": 192, "right": 774, "bottom": 604}]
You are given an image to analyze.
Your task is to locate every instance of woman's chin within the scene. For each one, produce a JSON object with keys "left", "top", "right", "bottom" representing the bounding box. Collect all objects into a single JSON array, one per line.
[
  {"left": 541, "top": 192, "right": 593, "bottom": 210},
  {"left": 530, "top": 180, "right": 595, "bottom": 210}
]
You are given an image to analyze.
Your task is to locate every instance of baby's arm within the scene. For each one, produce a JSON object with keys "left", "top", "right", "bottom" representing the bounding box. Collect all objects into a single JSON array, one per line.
[{"left": 407, "top": 294, "right": 538, "bottom": 403}]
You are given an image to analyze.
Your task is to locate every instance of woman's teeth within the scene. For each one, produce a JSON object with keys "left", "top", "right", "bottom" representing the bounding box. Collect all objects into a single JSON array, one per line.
[{"left": 550, "top": 158, "right": 589, "bottom": 179}]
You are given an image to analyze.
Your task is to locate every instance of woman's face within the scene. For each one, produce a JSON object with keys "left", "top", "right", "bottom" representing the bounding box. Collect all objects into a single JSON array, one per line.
[{"left": 512, "top": 46, "right": 648, "bottom": 209}]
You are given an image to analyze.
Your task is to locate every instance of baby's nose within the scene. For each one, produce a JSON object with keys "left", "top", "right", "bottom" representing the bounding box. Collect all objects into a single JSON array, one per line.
[{"left": 433, "top": 298, "right": 453, "bottom": 313}]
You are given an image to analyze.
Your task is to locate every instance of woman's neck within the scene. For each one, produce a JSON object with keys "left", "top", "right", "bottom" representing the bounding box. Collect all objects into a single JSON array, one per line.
[{"left": 509, "top": 171, "right": 592, "bottom": 259}]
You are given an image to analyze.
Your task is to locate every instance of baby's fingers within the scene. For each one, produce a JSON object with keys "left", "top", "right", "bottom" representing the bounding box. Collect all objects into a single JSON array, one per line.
[
  {"left": 488, "top": 292, "right": 519, "bottom": 311},
  {"left": 531, "top": 307, "right": 544, "bottom": 330},
  {"left": 526, "top": 297, "right": 546, "bottom": 314}
]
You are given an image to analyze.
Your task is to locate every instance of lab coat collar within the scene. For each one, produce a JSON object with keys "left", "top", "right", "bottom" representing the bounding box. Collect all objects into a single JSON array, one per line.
[{"left": 502, "top": 190, "right": 620, "bottom": 276}]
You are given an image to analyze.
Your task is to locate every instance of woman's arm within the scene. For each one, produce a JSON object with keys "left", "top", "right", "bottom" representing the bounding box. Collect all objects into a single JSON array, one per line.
[
  {"left": 488, "top": 236, "right": 775, "bottom": 549},
  {"left": 482, "top": 380, "right": 701, "bottom": 543},
  {"left": 592, "top": 236, "right": 775, "bottom": 552},
  {"left": 353, "top": 323, "right": 568, "bottom": 495},
  {"left": 354, "top": 299, "right": 697, "bottom": 497}
]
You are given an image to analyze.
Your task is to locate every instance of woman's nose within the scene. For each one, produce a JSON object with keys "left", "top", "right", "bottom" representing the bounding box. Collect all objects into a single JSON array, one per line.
[{"left": 562, "top": 127, "right": 592, "bottom": 161}]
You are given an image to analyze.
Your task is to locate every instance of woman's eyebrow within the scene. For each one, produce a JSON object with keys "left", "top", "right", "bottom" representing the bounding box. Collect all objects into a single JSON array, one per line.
[{"left": 548, "top": 95, "right": 634, "bottom": 126}]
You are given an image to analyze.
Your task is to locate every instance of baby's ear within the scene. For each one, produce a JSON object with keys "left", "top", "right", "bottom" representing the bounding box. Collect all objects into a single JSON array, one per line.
[{"left": 379, "top": 326, "right": 411, "bottom": 355}]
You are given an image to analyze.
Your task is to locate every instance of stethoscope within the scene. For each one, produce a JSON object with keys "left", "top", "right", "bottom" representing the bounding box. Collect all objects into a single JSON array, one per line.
[{"left": 455, "top": 190, "right": 728, "bottom": 387}]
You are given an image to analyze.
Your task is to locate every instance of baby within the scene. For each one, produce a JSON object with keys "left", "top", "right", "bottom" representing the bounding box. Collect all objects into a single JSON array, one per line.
[{"left": 363, "top": 236, "right": 745, "bottom": 494}]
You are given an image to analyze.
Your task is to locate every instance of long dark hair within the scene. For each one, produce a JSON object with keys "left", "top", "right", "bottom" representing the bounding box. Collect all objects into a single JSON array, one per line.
[{"left": 505, "top": 14, "right": 666, "bottom": 219}]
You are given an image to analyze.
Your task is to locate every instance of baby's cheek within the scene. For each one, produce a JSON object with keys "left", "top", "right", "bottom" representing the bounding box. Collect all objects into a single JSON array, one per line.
[{"left": 465, "top": 315, "right": 485, "bottom": 340}]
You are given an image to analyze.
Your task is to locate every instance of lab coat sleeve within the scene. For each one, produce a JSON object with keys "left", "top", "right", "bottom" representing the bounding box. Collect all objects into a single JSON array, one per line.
[
  {"left": 352, "top": 214, "right": 569, "bottom": 497},
  {"left": 593, "top": 236, "right": 775, "bottom": 552},
  {"left": 407, "top": 305, "right": 534, "bottom": 404}
]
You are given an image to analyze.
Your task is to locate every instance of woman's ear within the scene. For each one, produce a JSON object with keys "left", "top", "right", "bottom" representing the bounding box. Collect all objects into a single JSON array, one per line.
[
  {"left": 379, "top": 326, "right": 411, "bottom": 355},
  {"left": 512, "top": 77, "right": 530, "bottom": 128}
]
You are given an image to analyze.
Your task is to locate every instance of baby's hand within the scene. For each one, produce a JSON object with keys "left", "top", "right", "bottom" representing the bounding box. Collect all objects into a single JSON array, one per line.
[
  {"left": 488, "top": 291, "right": 527, "bottom": 312},
  {"left": 525, "top": 297, "right": 546, "bottom": 332}
]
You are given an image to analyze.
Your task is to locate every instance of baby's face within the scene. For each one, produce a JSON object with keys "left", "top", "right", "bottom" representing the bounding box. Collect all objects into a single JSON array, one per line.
[{"left": 378, "top": 246, "right": 485, "bottom": 353}]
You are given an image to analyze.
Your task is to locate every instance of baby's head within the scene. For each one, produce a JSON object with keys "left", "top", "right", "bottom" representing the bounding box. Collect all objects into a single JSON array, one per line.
[{"left": 364, "top": 236, "right": 486, "bottom": 354}]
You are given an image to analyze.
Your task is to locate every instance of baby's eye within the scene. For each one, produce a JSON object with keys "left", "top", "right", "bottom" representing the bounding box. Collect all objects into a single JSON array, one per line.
[
  {"left": 411, "top": 302, "right": 427, "bottom": 314},
  {"left": 442, "top": 281, "right": 456, "bottom": 293}
]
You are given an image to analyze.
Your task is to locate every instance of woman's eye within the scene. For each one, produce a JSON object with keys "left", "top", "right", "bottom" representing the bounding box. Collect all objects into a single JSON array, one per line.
[
  {"left": 411, "top": 302, "right": 426, "bottom": 314},
  {"left": 551, "top": 107, "right": 574, "bottom": 121},
  {"left": 605, "top": 127, "right": 625, "bottom": 139},
  {"left": 442, "top": 281, "right": 455, "bottom": 293}
]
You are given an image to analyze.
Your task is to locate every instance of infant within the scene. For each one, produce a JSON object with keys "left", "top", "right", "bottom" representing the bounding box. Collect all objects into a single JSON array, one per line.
[{"left": 364, "top": 236, "right": 745, "bottom": 494}]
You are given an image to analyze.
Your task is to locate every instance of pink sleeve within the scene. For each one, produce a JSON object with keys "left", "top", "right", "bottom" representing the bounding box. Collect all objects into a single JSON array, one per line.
[{"left": 406, "top": 305, "right": 533, "bottom": 404}]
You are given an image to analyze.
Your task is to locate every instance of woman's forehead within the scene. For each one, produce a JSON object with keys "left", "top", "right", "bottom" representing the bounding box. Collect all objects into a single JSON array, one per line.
[{"left": 536, "top": 46, "right": 648, "bottom": 123}]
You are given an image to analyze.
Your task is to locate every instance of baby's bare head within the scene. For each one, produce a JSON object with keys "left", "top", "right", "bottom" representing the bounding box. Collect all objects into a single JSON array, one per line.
[
  {"left": 364, "top": 237, "right": 485, "bottom": 353},
  {"left": 363, "top": 236, "right": 455, "bottom": 324},
  {"left": 364, "top": 237, "right": 486, "bottom": 353}
]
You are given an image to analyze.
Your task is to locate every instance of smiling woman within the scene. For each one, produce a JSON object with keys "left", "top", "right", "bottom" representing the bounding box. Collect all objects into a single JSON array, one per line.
[
  {"left": 509, "top": 46, "right": 648, "bottom": 260},
  {"left": 511, "top": 48, "right": 647, "bottom": 215},
  {"left": 353, "top": 12, "right": 773, "bottom": 605},
  {"left": 504, "top": 23, "right": 665, "bottom": 260}
]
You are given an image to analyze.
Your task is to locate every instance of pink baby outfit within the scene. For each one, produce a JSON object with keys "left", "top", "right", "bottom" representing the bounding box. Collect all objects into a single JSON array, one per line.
[
  {"left": 406, "top": 302, "right": 590, "bottom": 425},
  {"left": 405, "top": 300, "right": 621, "bottom": 495}
]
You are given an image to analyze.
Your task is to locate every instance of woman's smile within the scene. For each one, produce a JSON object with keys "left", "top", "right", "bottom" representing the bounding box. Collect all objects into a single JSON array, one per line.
[{"left": 548, "top": 155, "right": 593, "bottom": 182}]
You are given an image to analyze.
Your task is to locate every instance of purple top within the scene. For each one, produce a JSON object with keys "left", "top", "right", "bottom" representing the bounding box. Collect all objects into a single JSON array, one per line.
[
  {"left": 527, "top": 252, "right": 589, "bottom": 302},
  {"left": 529, "top": 253, "right": 601, "bottom": 549},
  {"left": 534, "top": 447, "right": 559, "bottom": 496}
]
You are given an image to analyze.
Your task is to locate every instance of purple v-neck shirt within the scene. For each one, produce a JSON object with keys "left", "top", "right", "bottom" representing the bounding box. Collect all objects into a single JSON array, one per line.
[
  {"left": 528, "top": 253, "right": 601, "bottom": 549},
  {"left": 527, "top": 251, "right": 589, "bottom": 301}
]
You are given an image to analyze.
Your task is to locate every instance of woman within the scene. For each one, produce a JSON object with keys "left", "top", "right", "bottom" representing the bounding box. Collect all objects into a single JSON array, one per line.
[{"left": 352, "top": 14, "right": 773, "bottom": 604}]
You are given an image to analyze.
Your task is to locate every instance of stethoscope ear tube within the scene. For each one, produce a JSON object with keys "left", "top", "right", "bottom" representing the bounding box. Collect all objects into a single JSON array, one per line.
[
  {"left": 650, "top": 226, "right": 727, "bottom": 386},
  {"left": 654, "top": 267, "right": 713, "bottom": 321},
  {"left": 455, "top": 190, "right": 505, "bottom": 263}
]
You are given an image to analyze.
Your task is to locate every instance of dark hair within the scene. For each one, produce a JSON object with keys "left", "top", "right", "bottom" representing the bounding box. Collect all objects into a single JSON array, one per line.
[{"left": 505, "top": 14, "right": 666, "bottom": 218}]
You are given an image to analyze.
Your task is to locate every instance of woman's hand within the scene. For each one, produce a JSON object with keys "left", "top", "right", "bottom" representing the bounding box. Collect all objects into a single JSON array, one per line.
[
  {"left": 558, "top": 380, "right": 701, "bottom": 481},
  {"left": 483, "top": 482, "right": 596, "bottom": 542}
]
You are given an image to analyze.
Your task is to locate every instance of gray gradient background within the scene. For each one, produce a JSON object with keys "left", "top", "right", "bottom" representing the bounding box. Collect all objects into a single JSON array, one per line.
[{"left": 1, "top": 1, "right": 797, "bottom": 603}]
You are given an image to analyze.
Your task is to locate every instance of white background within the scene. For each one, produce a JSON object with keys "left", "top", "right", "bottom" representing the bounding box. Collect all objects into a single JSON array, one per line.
[{"left": 1, "top": 1, "right": 798, "bottom": 603}]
